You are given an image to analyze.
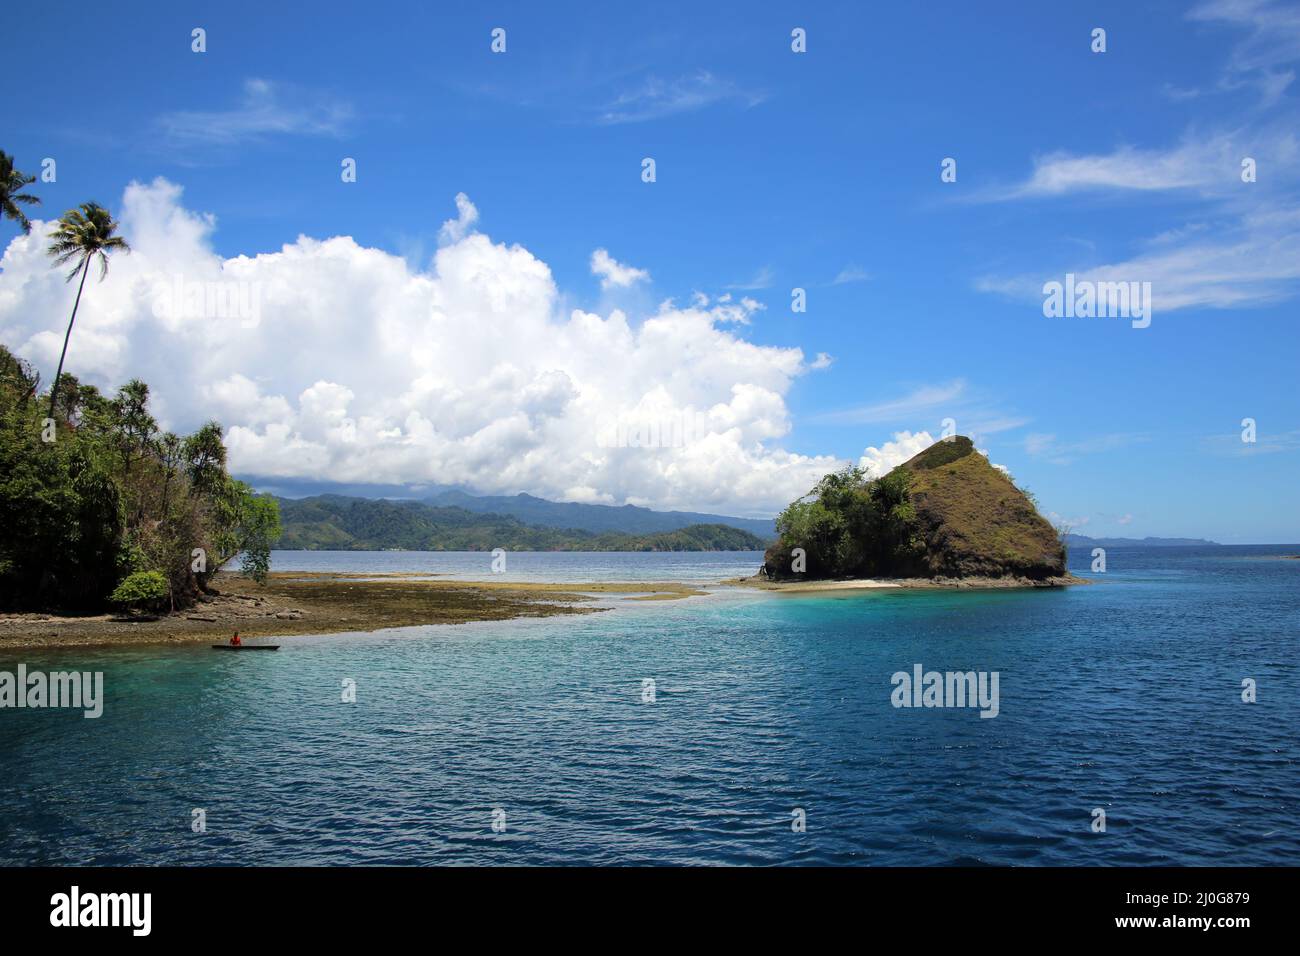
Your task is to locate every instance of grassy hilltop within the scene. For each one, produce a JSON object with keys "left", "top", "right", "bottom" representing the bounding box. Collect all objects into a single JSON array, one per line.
[{"left": 763, "top": 436, "right": 1067, "bottom": 582}]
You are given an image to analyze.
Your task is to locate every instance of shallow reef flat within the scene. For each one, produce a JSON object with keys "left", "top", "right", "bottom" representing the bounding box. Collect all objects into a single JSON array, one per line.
[{"left": 0, "top": 573, "right": 706, "bottom": 649}]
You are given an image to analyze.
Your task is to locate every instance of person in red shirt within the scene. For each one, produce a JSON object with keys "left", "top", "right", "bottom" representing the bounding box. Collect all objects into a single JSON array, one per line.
[{"left": 230, "top": 631, "right": 242, "bottom": 647}]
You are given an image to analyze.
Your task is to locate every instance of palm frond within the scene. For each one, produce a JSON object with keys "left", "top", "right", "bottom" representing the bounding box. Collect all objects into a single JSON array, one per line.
[
  {"left": 45, "top": 201, "right": 128, "bottom": 280},
  {"left": 0, "top": 152, "right": 40, "bottom": 234},
  {"left": 3, "top": 199, "right": 32, "bottom": 230},
  {"left": 49, "top": 246, "right": 82, "bottom": 267}
]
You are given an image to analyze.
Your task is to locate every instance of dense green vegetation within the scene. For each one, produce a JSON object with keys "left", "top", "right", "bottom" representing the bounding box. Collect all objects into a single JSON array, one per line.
[
  {"left": 0, "top": 344, "right": 281, "bottom": 612},
  {"left": 1, "top": 149, "right": 280, "bottom": 613},
  {"left": 765, "top": 436, "right": 1067, "bottom": 580},
  {"left": 766, "top": 466, "right": 925, "bottom": 578},
  {"left": 109, "top": 570, "right": 170, "bottom": 613},
  {"left": 276, "top": 495, "right": 768, "bottom": 552}
]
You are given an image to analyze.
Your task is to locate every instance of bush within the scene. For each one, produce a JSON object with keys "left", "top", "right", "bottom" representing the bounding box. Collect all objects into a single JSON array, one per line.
[
  {"left": 770, "top": 465, "right": 923, "bottom": 579},
  {"left": 109, "top": 570, "right": 169, "bottom": 613},
  {"left": 0, "top": 344, "right": 281, "bottom": 613}
]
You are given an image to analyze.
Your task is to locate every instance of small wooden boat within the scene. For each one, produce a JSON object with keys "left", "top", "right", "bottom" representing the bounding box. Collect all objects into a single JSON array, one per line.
[{"left": 211, "top": 644, "right": 280, "bottom": 651}]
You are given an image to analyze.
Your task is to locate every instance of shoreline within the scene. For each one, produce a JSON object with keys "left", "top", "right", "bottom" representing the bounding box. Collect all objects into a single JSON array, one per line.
[
  {"left": 0, "top": 569, "right": 1088, "bottom": 651},
  {"left": 726, "top": 573, "right": 1089, "bottom": 592},
  {"left": 0, "top": 572, "right": 706, "bottom": 650}
]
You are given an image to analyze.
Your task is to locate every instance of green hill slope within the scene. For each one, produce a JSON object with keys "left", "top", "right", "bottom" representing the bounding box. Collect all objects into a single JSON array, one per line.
[
  {"left": 902, "top": 437, "right": 1066, "bottom": 578},
  {"left": 763, "top": 436, "right": 1067, "bottom": 581},
  {"left": 426, "top": 489, "right": 776, "bottom": 537},
  {"left": 275, "top": 496, "right": 769, "bottom": 552}
]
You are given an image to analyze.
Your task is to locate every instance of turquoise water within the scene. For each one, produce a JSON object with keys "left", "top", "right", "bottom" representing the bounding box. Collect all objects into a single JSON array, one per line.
[{"left": 1, "top": 546, "right": 1297, "bottom": 865}]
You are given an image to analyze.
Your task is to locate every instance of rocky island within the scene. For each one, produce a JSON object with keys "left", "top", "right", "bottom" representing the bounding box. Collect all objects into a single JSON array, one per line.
[{"left": 757, "top": 436, "right": 1080, "bottom": 588}]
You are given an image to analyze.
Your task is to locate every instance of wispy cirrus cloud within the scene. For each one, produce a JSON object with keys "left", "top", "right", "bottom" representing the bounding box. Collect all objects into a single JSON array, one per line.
[
  {"left": 156, "top": 78, "right": 352, "bottom": 149},
  {"left": 831, "top": 264, "right": 871, "bottom": 285},
  {"left": 1202, "top": 427, "right": 1300, "bottom": 456},
  {"left": 725, "top": 265, "right": 774, "bottom": 291},
  {"left": 976, "top": 203, "right": 1300, "bottom": 312},
  {"left": 1190, "top": 0, "right": 1300, "bottom": 105},
  {"left": 974, "top": 120, "right": 1300, "bottom": 311},
  {"left": 812, "top": 381, "right": 967, "bottom": 426},
  {"left": 996, "top": 139, "right": 1231, "bottom": 199},
  {"left": 971, "top": 129, "right": 1293, "bottom": 202},
  {"left": 811, "top": 381, "right": 1029, "bottom": 446},
  {"left": 972, "top": 3, "right": 1300, "bottom": 315},
  {"left": 596, "top": 71, "right": 764, "bottom": 124},
  {"left": 1023, "top": 432, "right": 1151, "bottom": 466}
]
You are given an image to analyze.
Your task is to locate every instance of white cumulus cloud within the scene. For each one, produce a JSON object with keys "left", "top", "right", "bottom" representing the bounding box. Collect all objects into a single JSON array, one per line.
[
  {"left": 590, "top": 248, "right": 650, "bottom": 289},
  {"left": 858, "top": 429, "right": 1008, "bottom": 479},
  {"left": 0, "top": 179, "right": 839, "bottom": 516},
  {"left": 858, "top": 430, "right": 937, "bottom": 478},
  {"left": 438, "top": 192, "right": 480, "bottom": 244}
]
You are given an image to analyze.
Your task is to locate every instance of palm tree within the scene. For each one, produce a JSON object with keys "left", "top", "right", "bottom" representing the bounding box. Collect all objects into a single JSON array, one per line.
[
  {"left": 46, "top": 202, "right": 130, "bottom": 420},
  {"left": 0, "top": 151, "right": 41, "bottom": 233}
]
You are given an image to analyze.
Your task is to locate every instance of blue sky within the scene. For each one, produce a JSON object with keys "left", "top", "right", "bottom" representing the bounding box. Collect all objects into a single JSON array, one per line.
[{"left": 5, "top": 0, "right": 1299, "bottom": 541}]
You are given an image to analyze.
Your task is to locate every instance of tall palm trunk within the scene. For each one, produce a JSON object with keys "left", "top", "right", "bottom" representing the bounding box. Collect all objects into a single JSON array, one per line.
[{"left": 47, "top": 256, "right": 90, "bottom": 422}]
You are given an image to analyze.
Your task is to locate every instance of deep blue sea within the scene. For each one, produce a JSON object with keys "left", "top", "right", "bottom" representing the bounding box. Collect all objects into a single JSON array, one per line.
[{"left": 2, "top": 545, "right": 1297, "bottom": 866}]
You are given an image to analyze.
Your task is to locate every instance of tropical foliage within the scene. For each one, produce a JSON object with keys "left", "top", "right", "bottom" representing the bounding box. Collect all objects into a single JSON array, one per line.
[
  {"left": 0, "top": 151, "right": 40, "bottom": 233},
  {"left": 109, "top": 570, "right": 170, "bottom": 613},
  {"left": 45, "top": 202, "right": 129, "bottom": 420},
  {"left": 0, "top": 345, "right": 281, "bottom": 611},
  {"left": 769, "top": 465, "right": 925, "bottom": 578}
]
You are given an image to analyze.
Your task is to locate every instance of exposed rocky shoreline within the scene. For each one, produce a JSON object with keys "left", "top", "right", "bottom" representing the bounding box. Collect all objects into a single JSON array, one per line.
[
  {"left": 0, "top": 563, "right": 1091, "bottom": 652},
  {"left": 0, "top": 572, "right": 705, "bottom": 649}
]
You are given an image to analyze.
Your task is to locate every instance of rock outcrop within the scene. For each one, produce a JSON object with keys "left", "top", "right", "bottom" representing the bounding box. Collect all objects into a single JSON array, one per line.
[{"left": 763, "top": 436, "right": 1067, "bottom": 582}]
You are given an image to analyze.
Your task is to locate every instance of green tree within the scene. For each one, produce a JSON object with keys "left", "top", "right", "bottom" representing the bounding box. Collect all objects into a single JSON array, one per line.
[
  {"left": 868, "top": 468, "right": 921, "bottom": 570},
  {"left": 0, "top": 151, "right": 40, "bottom": 234},
  {"left": 111, "top": 379, "right": 158, "bottom": 475},
  {"left": 0, "top": 421, "right": 122, "bottom": 609},
  {"left": 0, "top": 344, "right": 281, "bottom": 613},
  {"left": 0, "top": 346, "right": 39, "bottom": 405},
  {"left": 233, "top": 491, "right": 282, "bottom": 584},
  {"left": 770, "top": 465, "right": 923, "bottom": 579},
  {"left": 182, "top": 421, "right": 227, "bottom": 498},
  {"left": 109, "top": 570, "right": 169, "bottom": 614},
  {"left": 45, "top": 202, "right": 130, "bottom": 421},
  {"left": 201, "top": 476, "right": 282, "bottom": 586}
]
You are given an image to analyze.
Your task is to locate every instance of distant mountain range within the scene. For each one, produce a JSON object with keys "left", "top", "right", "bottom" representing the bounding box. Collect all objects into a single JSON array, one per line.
[
  {"left": 268, "top": 486, "right": 1217, "bottom": 554},
  {"left": 275, "top": 494, "right": 771, "bottom": 552},
  {"left": 1063, "top": 534, "right": 1219, "bottom": 548},
  {"left": 422, "top": 490, "right": 777, "bottom": 537}
]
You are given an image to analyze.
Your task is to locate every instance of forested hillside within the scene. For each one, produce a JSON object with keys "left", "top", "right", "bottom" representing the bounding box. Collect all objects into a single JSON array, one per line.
[{"left": 276, "top": 495, "right": 768, "bottom": 551}]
